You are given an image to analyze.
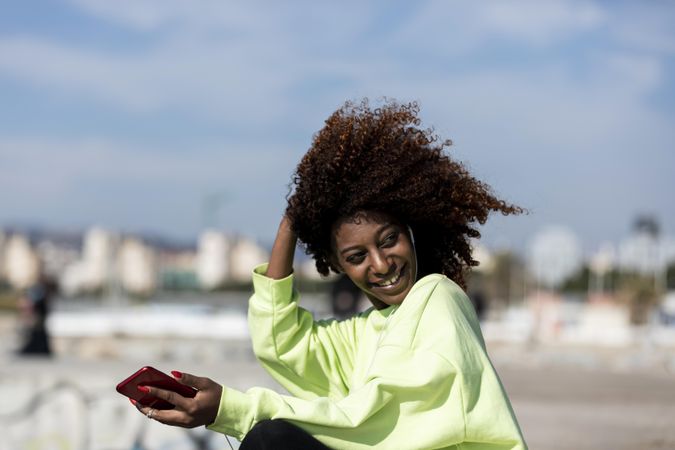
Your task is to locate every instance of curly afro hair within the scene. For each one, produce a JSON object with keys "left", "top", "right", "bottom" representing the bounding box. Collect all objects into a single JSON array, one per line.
[{"left": 286, "top": 99, "right": 523, "bottom": 289}]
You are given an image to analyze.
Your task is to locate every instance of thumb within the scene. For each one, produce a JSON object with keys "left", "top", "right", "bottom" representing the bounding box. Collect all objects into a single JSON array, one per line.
[{"left": 172, "top": 371, "right": 214, "bottom": 390}]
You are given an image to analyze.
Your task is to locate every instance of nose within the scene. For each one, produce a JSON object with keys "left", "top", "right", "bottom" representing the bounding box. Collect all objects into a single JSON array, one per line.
[{"left": 370, "top": 250, "right": 394, "bottom": 277}]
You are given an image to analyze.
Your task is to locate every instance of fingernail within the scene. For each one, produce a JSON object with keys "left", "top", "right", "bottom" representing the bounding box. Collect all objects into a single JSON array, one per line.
[
  {"left": 137, "top": 385, "right": 150, "bottom": 393},
  {"left": 129, "top": 398, "right": 137, "bottom": 405},
  {"left": 171, "top": 370, "right": 183, "bottom": 379}
]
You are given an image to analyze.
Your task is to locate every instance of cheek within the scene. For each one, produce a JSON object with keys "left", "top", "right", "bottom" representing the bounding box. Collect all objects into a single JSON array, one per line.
[
  {"left": 343, "top": 268, "right": 369, "bottom": 289},
  {"left": 399, "top": 243, "right": 415, "bottom": 262}
]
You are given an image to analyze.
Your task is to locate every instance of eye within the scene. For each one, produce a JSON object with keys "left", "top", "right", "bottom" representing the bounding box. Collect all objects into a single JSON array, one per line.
[
  {"left": 345, "top": 252, "right": 366, "bottom": 265},
  {"left": 381, "top": 231, "right": 398, "bottom": 247}
]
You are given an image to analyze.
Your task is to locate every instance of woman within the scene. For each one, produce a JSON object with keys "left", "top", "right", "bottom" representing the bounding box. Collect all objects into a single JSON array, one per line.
[{"left": 133, "top": 100, "right": 528, "bottom": 449}]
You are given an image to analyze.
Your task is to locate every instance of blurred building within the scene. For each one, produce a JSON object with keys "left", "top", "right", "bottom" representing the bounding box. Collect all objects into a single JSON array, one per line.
[
  {"left": 83, "top": 227, "right": 116, "bottom": 288},
  {"left": 60, "top": 227, "right": 117, "bottom": 296},
  {"left": 297, "top": 258, "right": 326, "bottom": 280},
  {"left": 196, "top": 230, "right": 231, "bottom": 290},
  {"left": 118, "top": 237, "right": 157, "bottom": 296},
  {"left": 229, "top": 237, "right": 269, "bottom": 282},
  {"left": 3, "top": 234, "right": 40, "bottom": 289},
  {"left": 158, "top": 248, "right": 198, "bottom": 290},
  {"left": 196, "top": 232, "right": 269, "bottom": 287},
  {"left": 528, "top": 226, "right": 582, "bottom": 289},
  {"left": 35, "top": 239, "right": 79, "bottom": 280}
]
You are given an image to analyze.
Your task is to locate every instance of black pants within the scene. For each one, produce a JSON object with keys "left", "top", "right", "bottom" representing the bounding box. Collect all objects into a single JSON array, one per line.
[{"left": 240, "top": 419, "right": 330, "bottom": 450}]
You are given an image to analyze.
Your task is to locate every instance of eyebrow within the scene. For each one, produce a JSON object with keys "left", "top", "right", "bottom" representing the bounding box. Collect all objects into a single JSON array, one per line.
[{"left": 339, "top": 224, "right": 397, "bottom": 256}]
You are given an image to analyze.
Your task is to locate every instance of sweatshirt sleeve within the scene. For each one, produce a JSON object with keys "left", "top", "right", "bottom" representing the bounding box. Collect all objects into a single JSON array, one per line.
[
  {"left": 247, "top": 263, "right": 360, "bottom": 400},
  {"left": 206, "top": 345, "right": 466, "bottom": 449}
]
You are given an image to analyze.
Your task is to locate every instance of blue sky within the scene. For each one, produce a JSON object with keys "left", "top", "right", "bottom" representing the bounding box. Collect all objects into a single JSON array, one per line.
[{"left": 1, "top": 0, "right": 674, "bottom": 252}]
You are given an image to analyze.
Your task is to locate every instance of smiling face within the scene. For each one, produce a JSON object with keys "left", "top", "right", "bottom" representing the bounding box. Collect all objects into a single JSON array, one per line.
[{"left": 331, "top": 211, "right": 417, "bottom": 308}]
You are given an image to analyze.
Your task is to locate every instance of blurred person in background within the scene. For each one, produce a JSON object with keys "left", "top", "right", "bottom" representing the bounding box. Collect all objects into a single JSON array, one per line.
[
  {"left": 129, "top": 100, "right": 527, "bottom": 449},
  {"left": 17, "top": 274, "right": 57, "bottom": 356},
  {"left": 330, "top": 273, "right": 363, "bottom": 320},
  {"left": 469, "top": 291, "right": 487, "bottom": 322}
]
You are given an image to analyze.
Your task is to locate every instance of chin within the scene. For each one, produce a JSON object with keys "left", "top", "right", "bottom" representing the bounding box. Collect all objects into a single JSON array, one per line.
[
  {"left": 370, "top": 286, "right": 413, "bottom": 307},
  {"left": 368, "top": 263, "right": 412, "bottom": 300}
]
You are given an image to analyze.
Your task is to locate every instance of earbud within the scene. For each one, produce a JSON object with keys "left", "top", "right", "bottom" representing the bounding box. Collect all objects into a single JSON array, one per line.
[{"left": 407, "top": 225, "right": 418, "bottom": 282}]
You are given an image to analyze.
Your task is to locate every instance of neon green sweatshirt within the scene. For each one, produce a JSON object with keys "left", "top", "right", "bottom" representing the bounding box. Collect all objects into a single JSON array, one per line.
[{"left": 207, "top": 264, "right": 527, "bottom": 449}]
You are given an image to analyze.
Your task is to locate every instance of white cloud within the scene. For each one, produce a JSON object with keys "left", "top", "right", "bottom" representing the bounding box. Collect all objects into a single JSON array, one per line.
[
  {"left": 65, "top": 0, "right": 259, "bottom": 32},
  {"left": 0, "top": 35, "right": 296, "bottom": 123},
  {"left": 0, "top": 1, "right": 378, "bottom": 125},
  {"left": 394, "top": 0, "right": 605, "bottom": 56},
  {"left": 0, "top": 37, "right": 158, "bottom": 111},
  {"left": 481, "top": 0, "right": 605, "bottom": 44},
  {"left": 603, "top": 52, "right": 663, "bottom": 91},
  {"left": 0, "top": 0, "right": 673, "bottom": 243},
  {"left": 0, "top": 135, "right": 298, "bottom": 237},
  {"left": 0, "top": 1, "right": 665, "bottom": 128},
  {"left": 339, "top": 47, "right": 675, "bottom": 248},
  {"left": 66, "top": 0, "right": 376, "bottom": 40},
  {"left": 338, "top": 50, "right": 666, "bottom": 155},
  {"left": 0, "top": 136, "right": 293, "bottom": 200},
  {"left": 610, "top": 3, "right": 675, "bottom": 55}
]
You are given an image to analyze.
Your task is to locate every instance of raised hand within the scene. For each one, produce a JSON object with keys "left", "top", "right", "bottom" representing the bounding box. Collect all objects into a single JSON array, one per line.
[{"left": 265, "top": 215, "right": 297, "bottom": 280}]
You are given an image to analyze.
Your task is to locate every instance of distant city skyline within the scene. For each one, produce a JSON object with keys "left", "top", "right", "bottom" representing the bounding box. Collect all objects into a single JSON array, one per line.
[{"left": 1, "top": 1, "right": 674, "bottom": 253}]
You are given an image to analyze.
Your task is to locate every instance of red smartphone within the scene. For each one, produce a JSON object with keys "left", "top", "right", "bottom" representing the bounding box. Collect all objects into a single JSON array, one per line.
[{"left": 116, "top": 366, "right": 197, "bottom": 410}]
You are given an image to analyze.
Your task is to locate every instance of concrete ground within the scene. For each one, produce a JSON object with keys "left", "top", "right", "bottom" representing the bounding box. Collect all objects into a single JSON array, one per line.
[
  {"left": 2, "top": 344, "right": 675, "bottom": 450},
  {"left": 501, "top": 365, "right": 675, "bottom": 450},
  {"left": 2, "top": 311, "right": 675, "bottom": 449}
]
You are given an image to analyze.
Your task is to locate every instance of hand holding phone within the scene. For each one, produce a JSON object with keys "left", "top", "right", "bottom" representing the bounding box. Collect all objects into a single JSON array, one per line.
[{"left": 116, "top": 366, "right": 197, "bottom": 410}]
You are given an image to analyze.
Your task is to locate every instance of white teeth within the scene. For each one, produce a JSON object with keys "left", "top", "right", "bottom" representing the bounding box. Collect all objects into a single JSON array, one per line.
[{"left": 376, "top": 272, "right": 401, "bottom": 287}]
